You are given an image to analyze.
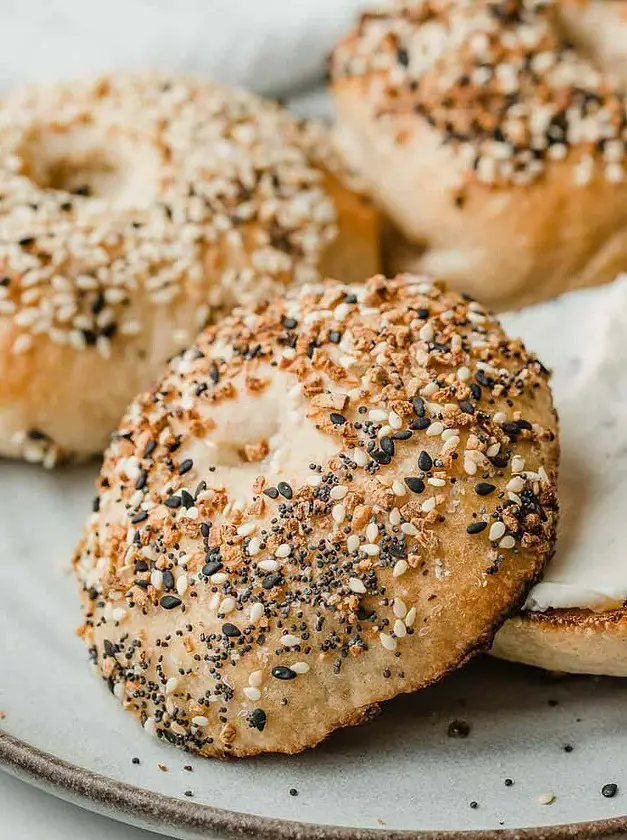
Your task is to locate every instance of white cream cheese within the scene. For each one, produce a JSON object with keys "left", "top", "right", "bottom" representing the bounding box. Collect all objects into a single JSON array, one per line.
[{"left": 501, "top": 274, "right": 627, "bottom": 612}]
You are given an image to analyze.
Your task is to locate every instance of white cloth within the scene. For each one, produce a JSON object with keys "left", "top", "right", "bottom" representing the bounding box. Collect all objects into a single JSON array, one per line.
[{"left": 0, "top": 0, "right": 368, "bottom": 98}]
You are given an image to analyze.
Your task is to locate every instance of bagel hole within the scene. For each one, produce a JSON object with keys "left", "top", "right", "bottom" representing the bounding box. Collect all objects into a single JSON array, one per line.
[{"left": 19, "top": 125, "right": 160, "bottom": 205}]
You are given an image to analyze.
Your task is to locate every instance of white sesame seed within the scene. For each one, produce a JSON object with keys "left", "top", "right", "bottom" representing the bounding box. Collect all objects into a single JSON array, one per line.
[
  {"left": 457, "top": 366, "right": 471, "bottom": 381},
  {"left": 405, "top": 607, "right": 417, "bottom": 627},
  {"left": 388, "top": 411, "right": 402, "bottom": 429},
  {"left": 389, "top": 507, "right": 401, "bottom": 526},
  {"left": 237, "top": 522, "right": 257, "bottom": 537},
  {"left": 150, "top": 570, "right": 163, "bottom": 590},
  {"left": 249, "top": 670, "right": 263, "bottom": 687},
  {"left": 353, "top": 448, "right": 369, "bottom": 467},
  {"left": 442, "top": 428, "right": 458, "bottom": 441},
  {"left": 291, "top": 661, "right": 310, "bottom": 674},
  {"left": 538, "top": 792, "right": 555, "bottom": 806},
  {"left": 332, "top": 504, "right": 346, "bottom": 524},
  {"left": 249, "top": 602, "right": 264, "bottom": 623},
  {"left": 487, "top": 443, "right": 501, "bottom": 457},
  {"left": 419, "top": 322, "right": 434, "bottom": 342},
  {"left": 394, "top": 619, "right": 407, "bottom": 638},
  {"left": 244, "top": 687, "right": 262, "bottom": 702},
  {"left": 281, "top": 634, "right": 301, "bottom": 647},
  {"left": 112, "top": 607, "right": 127, "bottom": 623},
  {"left": 401, "top": 522, "right": 418, "bottom": 536},
  {"left": 349, "top": 577, "right": 367, "bottom": 594},
  {"left": 392, "top": 480, "right": 406, "bottom": 497},
  {"left": 464, "top": 457, "right": 478, "bottom": 475},
  {"left": 421, "top": 497, "right": 436, "bottom": 513},
  {"left": 211, "top": 572, "right": 228, "bottom": 584},
  {"left": 428, "top": 477, "right": 446, "bottom": 487},
  {"left": 191, "top": 716, "right": 209, "bottom": 727},
  {"left": 330, "top": 485, "right": 348, "bottom": 500},
  {"left": 366, "top": 522, "right": 379, "bottom": 543},
  {"left": 248, "top": 537, "right": 262, "bottom": 556},
  {"left": 393, "top": 598, "right": 407, "bottom": 618},
  {"left": 507, "top": 476, "right": 525, "bottom": 493},
  {"left": 427, "top": 421, "right": 444, "bottom": 437},
  {"left": 165, "top": 677, "right": 179, "bottom": 695},
  {"left": 511, "top": 456, "right": 525, "bottom": 473},
  {"left": 219, "top": 597, "right": 236, "bottom": 614},
  {"left": 275, "top": 543, "right": 291, "bottom": 558},
  {"left": 369, "top": 408, "right": 387, "bottom": 422},
  {"left": 347, "top": 534, "right": 360, "bottom": 553},
  {"left": 380, "top": 632, "right": 397, "bottom": 651},
  {"left": 500, "top": 535, "right": 516, "bottom": 549},
  {"left": 361, "top": 543, "right": 380, "bottom": 556},
  {"left": 258, "top": 558, "right": 279, "bottom": 572},
  {"left": 144, "top": 717, "right": 157, "bottom": 736},
  {"left": 393, "top": 559, "right": 408, "bottom": 578},
  {"left": 176, "top": 574, "right": 188, "bottom": 596},
  {"left": 489, "top": 522, "right": 506, "bottom": 541}
]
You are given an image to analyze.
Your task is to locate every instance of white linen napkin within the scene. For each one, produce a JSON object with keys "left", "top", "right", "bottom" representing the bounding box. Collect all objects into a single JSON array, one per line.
[{"left": 0, "top": 0, "right": 368, "bottom": 98}]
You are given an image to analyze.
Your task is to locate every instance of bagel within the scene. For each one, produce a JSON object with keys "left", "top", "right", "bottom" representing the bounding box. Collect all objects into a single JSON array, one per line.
[
  {"left": 493, "top": 275, "right": 627, "bottom": 675},
  {"left": 74, "top": 273, "right": 558, "bottom": 757},
  {"left": 330, "top": 0, "right": 627, "bottom": 311},
  {"left": 0, "top": 73, "right": 379, "bottom": 467}
]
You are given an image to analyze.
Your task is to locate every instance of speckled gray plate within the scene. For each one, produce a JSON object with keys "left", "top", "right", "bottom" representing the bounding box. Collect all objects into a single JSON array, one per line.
[{"left": 2, "top": 464, "right": 627, "bottom": 839}]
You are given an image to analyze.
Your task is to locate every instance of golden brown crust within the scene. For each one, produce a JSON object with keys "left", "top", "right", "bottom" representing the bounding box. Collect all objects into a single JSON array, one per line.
[
  {"left": 73, "top": 273, "right": 558, "bottom": 757},
  {"left": 493, "top": 607, "right": 627, "bottom": 676},
  {"left": 0, "top": 73, "right": 379, "bottom": 465},
  {"left": 330, "top": 0, "right": 627, "bottom": 311}
]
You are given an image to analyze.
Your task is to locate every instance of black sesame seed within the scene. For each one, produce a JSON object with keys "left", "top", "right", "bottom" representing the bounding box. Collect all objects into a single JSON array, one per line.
[
  {"left": 502, "top": 421, "right": 521, "bottom": 436},
  {"left": 412, "top": 396, "right": 426, "bottom": 417},
  {"left": 263, "top": 486, "right": 279, "bottom": 499},
  {"left": 469, "top": 383, "right": 482, "bottom": 400},
  {"left": 181, "top": 490, "right": 195, "bottom": 509},
  {"left": 459, "top": 401, "right": 475, "bottom": 415},
  {"left": 248, "top": 708, "right": 267, "bottom": 731},
  {"left": 405, "top": 477, "right": 425, "bottom": 494},
  {"left": 135, "top": 471, "right": 148, "bottom": 491},
  {"left": 380, "top": 436, "right": 395, "bottom": 456},
  {"left": 222, "top": 623, "right": 241, "bottom": 638},
  {"left": 289, "top": 788, "right": 299, "bottom": 797},
  {"left": 466, "top": 521, "right": 488, "bottom": 534},
  {"left": 448, "top": 719, "right": 471, "bottom": 738},
  {"left": 131, "top": 510, "right": 148, "bottom": 524},
  {"left": 262, "top": 573, "right": 283, "bottom": 590},
  {"left": 392, "top": 430, "right": 412, "bottom": 440},
  {"left": 272, "top": 666, "right": 297, "bottom": 680},
  {"left": 372, "top": 449, "right": 392, "bottom": 465},
  {"left": 475, "top": 482, "right": 496, "bottom": 496},
  {"left": 504, "top": 779, "right": 514, "bottom": 787},
  {"left": 281, "top": 316, "right": 298, "bottom": 330},
  {"left": 143, "top": 440, "right": 157, "bottom": 458},
  {"left": 277, "top": 482, "right": 293, "bottom": 499},
  {"left": 330, "top": 413, "right": 347, "bottom": 426},
  {"left": 397, "top": 47, "right": 410, "bottom": 67},
  {"left": 92, "top": 496, "right": 101, "bottom": 513},
  {"left": 202, "top": 560, "right": 223, "bottom": 577},
  {"left": 165, "top": 496, "right": 182, "bottom": 508},
  {"left": 418, "top": 450, "right": 432, "bottom": 472},
  {"left": 328, "top": 330, "right": 342, "bottom": 344},
  {"left": 162, "top": 571, "right": 175, "bottom": 591},
  {"left": 178, "top": 459, "right": 193, "bottom": 475},
  {"left": 160, "top": 595, "right": 182, "bottom": 610},
  {"left": 209, "top": 365, "right": 220, "bottom": 385},
  {"left": 602, "top": 784, "right": 618, "bottom": 798},
  {"left": 410, "top": 418, "right": 430, "bottom": 431}
]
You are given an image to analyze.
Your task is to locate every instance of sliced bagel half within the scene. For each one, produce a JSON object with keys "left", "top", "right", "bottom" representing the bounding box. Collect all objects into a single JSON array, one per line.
[{"left": 493, "top": 275, "right": 627, "bottom": 676}]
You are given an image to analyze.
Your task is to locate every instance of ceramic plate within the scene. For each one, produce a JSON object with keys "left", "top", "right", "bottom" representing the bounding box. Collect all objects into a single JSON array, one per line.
[{"left": 1, "top": 460, "right": 627, "bottom": 840}]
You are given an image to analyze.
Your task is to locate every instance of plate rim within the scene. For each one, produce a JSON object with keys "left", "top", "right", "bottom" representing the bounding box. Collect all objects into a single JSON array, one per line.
[{"left": 1, "top": 730, "right": 626, "bottom": 840}]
